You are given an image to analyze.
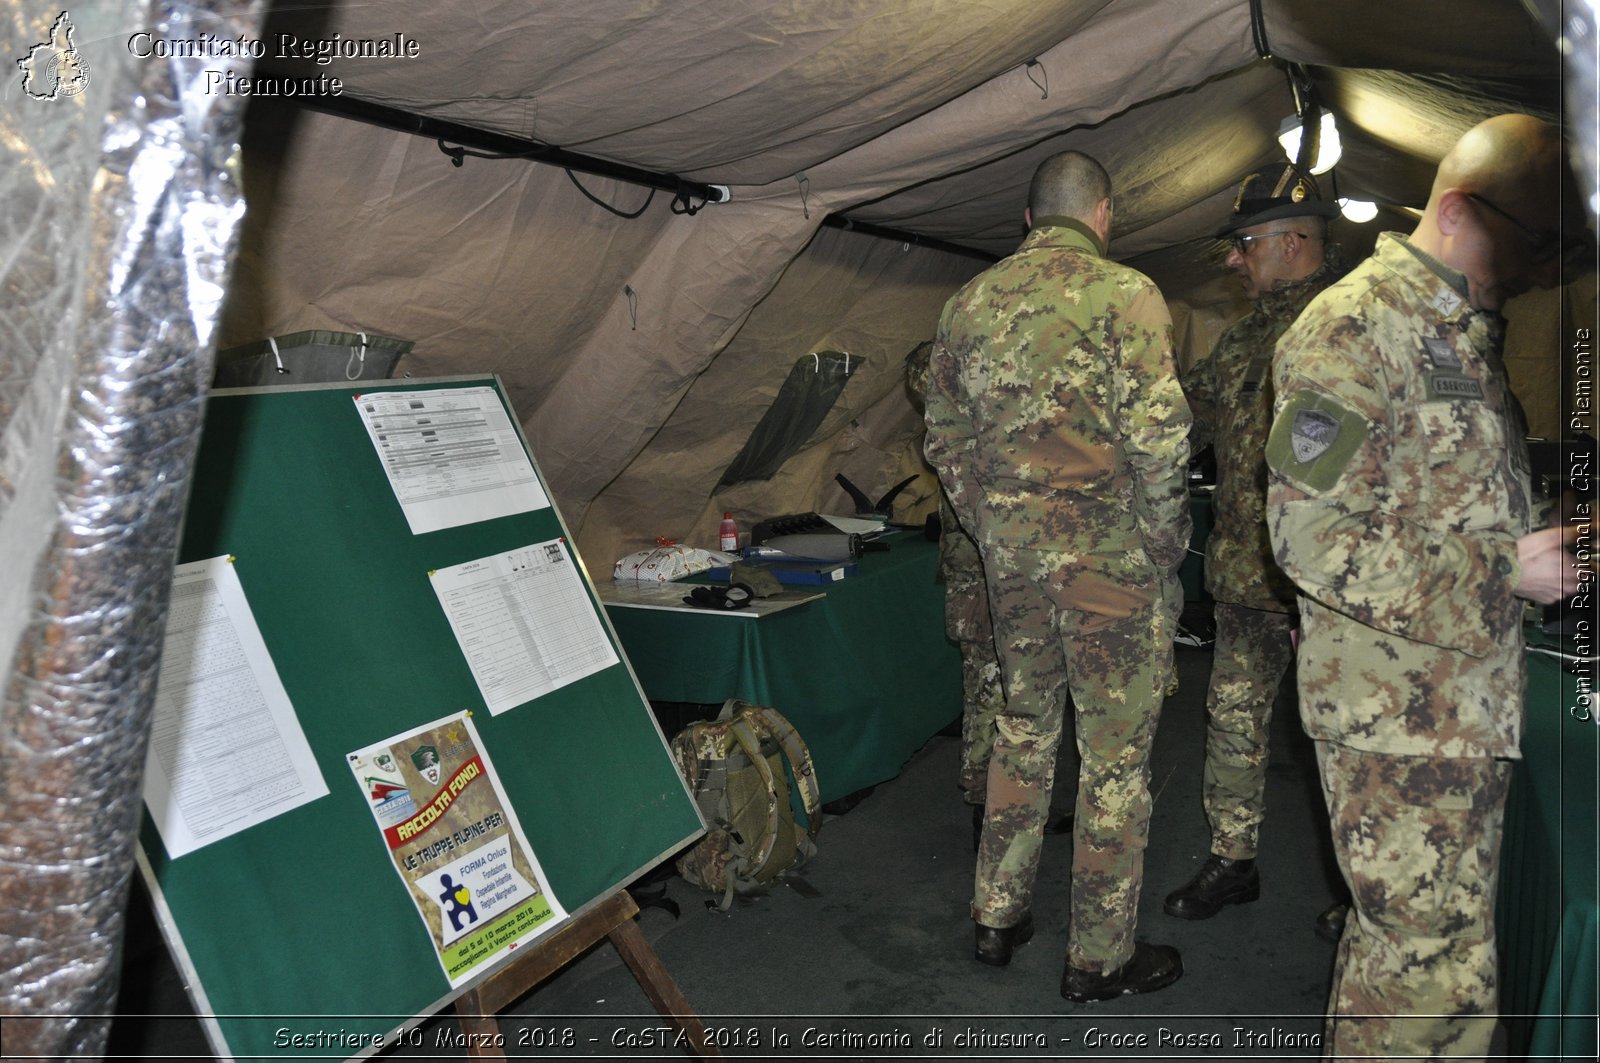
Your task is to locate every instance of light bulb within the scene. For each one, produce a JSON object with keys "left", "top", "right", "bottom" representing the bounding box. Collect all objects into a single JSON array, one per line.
[
  {"left": 1339, "top": 198, "right": 1379, "bottom": 223},
  {"left": 1278, "top": 112, "right": 1343, "bottom": 175}
]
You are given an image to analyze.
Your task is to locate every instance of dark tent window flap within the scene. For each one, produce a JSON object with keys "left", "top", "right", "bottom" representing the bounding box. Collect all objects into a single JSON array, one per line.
[
  {"left": 719, "top": 350, "right": 860, "bottom": 485},
  {"left": 213, "top": 330, "right": 413, "bottom": 387}
]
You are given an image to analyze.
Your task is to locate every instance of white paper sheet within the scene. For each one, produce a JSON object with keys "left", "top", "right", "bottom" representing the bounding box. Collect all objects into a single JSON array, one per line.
[
  {"left": 143, "top": 556, "right": 329, "bottom": 858},
  {"left": 431, "top": 540, "right": 619, "bottom": 715},
  {"left": 821, "top": 513, "right": 890, "bottom": 536},
  {"left": 355, "top": 386, "right": 549, "bottom": 534}
]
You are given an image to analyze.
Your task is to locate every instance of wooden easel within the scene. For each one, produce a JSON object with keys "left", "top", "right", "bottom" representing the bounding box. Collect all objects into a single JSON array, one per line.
[{"left": 453, "top": 890, "right": 722, "bottom": 1059}]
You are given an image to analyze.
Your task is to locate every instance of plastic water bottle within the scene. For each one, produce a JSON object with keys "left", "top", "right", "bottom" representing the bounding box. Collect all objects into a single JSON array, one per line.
[{"left": 719, "top": 512, "right": 739, "bottom": 553}]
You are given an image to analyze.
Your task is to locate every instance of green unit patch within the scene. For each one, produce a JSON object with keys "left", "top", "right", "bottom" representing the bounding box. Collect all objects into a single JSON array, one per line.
[{"left": 1267, "top": 391, "right": 1369, "bottom": 493}]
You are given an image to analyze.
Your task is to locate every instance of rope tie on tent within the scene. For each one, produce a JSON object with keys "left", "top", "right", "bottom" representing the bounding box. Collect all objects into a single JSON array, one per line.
[
  {"left": 624, "top": 285, "right": 638, "bottom": 330},
  {"left": 670, "top": 180, "right": 710, "bottom": 215},
  {"left": 437, "top": 138, "right": 546, "bottom": 168},
  {"left": 797, "top": 173, "right": 811, "bottom": 219},
  {"left": 1024, "top": 59, "right": 1048, "bottom": 99},
  {"left": 438, "top": 139, "right": 468, "bottom": 166},
  {"left": 268, "top": 336, "right": 288, "bottom": 374},
  {"left": 346, "top": 333, "right": 368, "bottom": 380},
  {"left": 1249, "top": 0, "right": 1273, "bottom": 59},
  {"left": 807, "top": 351, "right": 851, "bottom": 377}
]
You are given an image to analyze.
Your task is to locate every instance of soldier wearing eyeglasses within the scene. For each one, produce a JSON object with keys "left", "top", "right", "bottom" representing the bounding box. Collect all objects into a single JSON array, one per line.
[
  {"left": 1163, "top": 164, "right": 1347, "bottom": 926},
  {"left": 1265, "top": 113, "right": 1589, "bottom": 1060}
]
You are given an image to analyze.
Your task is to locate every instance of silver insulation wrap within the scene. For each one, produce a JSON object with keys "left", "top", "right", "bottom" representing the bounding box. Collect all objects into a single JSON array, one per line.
[{"left": 1, "top": 2, "right": 261, "bottom": 1057}]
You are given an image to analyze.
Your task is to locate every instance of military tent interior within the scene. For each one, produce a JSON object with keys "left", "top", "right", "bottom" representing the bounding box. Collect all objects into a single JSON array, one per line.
[
  {"left": 216, "top": 0, "right": 1600, "bottom": 571},
  {"left": 3, "top": 0, "right": 1598, "bottom": 1059}
]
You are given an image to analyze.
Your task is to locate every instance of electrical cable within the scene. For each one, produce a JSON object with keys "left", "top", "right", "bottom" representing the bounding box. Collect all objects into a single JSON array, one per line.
[
  {"left": 566, "top": 169, "right": 655, "bottom": 218},
  {"left": 296, "top": 93, "right": 993, "bottom": 259},
  {"left": 1249, "top": 0, "right": 1273, "bottom": 59}
]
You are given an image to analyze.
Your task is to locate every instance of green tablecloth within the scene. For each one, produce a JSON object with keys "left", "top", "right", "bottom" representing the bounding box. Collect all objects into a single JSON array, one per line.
[
  {"left": 1498, "top": 630, "right": 1599, "bottom": 1061},
  {"left": 605, "top": 533, "right": 962, "bottom": 804}
]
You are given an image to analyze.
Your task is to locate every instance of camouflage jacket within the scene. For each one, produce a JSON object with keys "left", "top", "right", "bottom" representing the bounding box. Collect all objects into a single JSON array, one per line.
[
  {"left": 908, "top": 337, "right": 991, "bottom": 635},
  {"left": 924, "top": 217, "right": 1192, "bottom": 582},
  {"left": 1182, "top": 249, "right": 1346, "bottom": 611},
  {"left": 1266, "top": 233, "right": 1533, "bottom": 757}
]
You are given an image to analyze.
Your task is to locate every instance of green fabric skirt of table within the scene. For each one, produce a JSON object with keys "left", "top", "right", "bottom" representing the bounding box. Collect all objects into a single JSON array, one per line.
[
  {"left": 1498, "top": 627, "right": 1598, "bottom": 1062},
  {"left": 1182, "top": 489, "right": 1214, "bottom": 602},
  {"left": 606, "top": 533, "right": 963, "bottom": 804}
]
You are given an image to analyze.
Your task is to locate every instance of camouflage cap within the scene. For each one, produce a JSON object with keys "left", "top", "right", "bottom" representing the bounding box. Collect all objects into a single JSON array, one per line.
[{"left": 1218, "top": 163, "right": 1339, "bottom": 235}]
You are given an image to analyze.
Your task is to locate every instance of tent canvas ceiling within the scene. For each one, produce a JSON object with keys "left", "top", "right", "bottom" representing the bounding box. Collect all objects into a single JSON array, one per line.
[{"left": 214, "top": 0, "right": 1593, "bottom": 569}]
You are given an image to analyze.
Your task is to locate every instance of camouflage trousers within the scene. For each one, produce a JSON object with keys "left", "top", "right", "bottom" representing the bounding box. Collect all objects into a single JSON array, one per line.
[
  {"left": 943, "top": 526, "right": 1078, "bottom": 805},
  {"left": 955, "top": 638, "right": 1005, "bottom": 803},
  {"left": 1316, "top": 741, "right": 1510, "bottom": 1062},
  {"left": 1201, "top": 601, "right": 1295, "bottom": 859},
  {"left": 975, "top": 545, "right": 1174, "bottom": 972},
  {"left": 942, "top": 527, "right": 1004, "bottom": 804}
]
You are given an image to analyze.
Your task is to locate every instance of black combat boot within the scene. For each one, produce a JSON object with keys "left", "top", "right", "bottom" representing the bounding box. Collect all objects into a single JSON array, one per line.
[
  {"left": 1060, "top": 942, "right": 1183, "bottom": 1002},
  {"left": 974, "top": 912, "right": 1034, "bottom": 966},
  {"left": 1314, "top": 901, "right": 1349, "bottom": 942},
  {"left": 1163, "top": 854, "right": 1260, "bottom": 919}
]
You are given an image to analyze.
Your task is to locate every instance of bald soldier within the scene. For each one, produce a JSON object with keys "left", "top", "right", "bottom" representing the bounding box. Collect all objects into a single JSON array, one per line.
[
  {"left": 925, "top": 150, "right": 1192, "bottom": 1001},
  {"left": 1266, "top": 114, "right": 1589, "bottom": 1058},
  {"left": 1163, "top": 164, "right": 1346, "bottom": 922}
]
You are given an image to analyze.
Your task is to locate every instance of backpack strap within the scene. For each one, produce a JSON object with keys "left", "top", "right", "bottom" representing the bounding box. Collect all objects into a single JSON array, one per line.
[
  {"left": 726, "top": 716, "right": 783, "bottom": 878},
  {"left": 746, "top": 706, "right": 822, "bottom": 841}
]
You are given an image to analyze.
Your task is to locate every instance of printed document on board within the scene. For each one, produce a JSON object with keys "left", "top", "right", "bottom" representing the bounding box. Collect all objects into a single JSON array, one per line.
[
  {"left": 431, "top": 539, "right": 619, "bottom": 714},
  {"left": 349, "top": 712, "right": 565, "bottom": 989},
  {"left": 355, "top": 386, "right": 550, "bottom": 534},
  {"left": 143, "top": 556, "right": 328, "bottom": 858}
]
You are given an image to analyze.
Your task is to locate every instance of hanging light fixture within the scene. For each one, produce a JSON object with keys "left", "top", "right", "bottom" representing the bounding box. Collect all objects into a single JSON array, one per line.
[
  {"left": 1278, "top": 111, "right": 1342, "bottom": 174},
  {"left": 1338, "top": 198, "right": 1379, "bottom": 223}
]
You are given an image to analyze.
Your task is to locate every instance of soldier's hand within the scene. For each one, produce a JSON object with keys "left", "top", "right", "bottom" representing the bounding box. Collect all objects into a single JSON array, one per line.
[{"left": 1514, "top": 525, "right": 1587, "bottom": 604}]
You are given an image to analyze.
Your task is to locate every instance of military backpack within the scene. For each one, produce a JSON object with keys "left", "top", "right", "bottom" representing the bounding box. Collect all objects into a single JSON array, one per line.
[{"left": 669, "top": 699, "right": 821, "bottom": 910}]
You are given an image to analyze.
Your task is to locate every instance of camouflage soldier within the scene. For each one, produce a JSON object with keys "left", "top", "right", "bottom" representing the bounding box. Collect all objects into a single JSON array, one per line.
[
  {"left": 905, "top": 344, "right": 1078, "bottom": 852},
  {"left": 924, "top": 150, "right": 1192, "bottom": 1001},
  {"left": 1265, "top": 115, "right": 1586, "bottom": 1060},
  {"left": 1163, "top": 165, "right": 1346, "bottom": 921}
]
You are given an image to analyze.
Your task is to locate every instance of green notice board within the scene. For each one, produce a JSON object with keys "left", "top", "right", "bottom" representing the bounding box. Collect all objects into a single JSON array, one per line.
[{"left": 137, "top": 376, "right": 701, "bottom": 1060}]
